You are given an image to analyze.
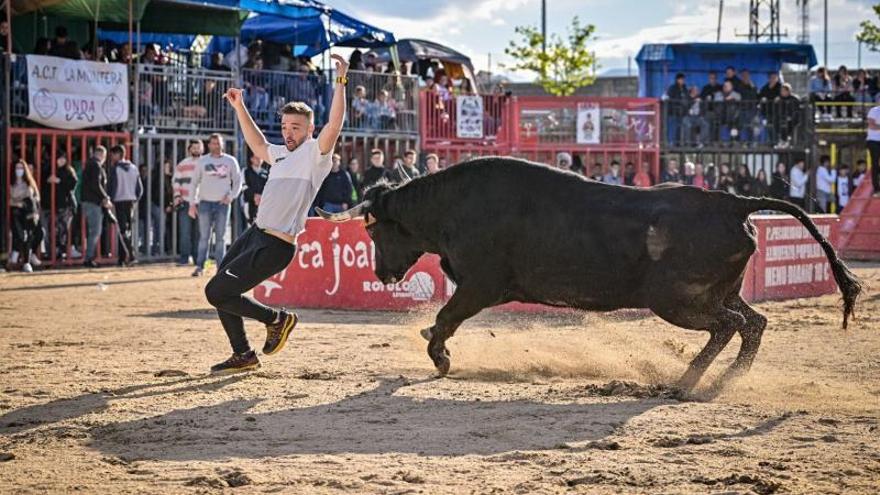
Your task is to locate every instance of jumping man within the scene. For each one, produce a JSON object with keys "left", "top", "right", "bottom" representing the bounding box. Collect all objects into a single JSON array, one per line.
[{"left": 203, "top": 54, "right": 349, "bottom": 374}]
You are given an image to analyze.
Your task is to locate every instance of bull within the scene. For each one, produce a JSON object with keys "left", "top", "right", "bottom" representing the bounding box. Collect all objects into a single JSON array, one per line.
[{"left": 318, "top": 157, "right": 861, "bottom": 391}]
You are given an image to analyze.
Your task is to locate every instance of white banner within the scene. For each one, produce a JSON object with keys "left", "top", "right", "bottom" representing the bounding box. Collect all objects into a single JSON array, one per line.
[
  {"left": 576, "top": 102, "right": 601, "bottom": 144},
  {"left": 26, "top": 55, "right": 129, "bottom": 130},
  {"left": 456, "top": 95, "right": 484, "bottom": 139}
]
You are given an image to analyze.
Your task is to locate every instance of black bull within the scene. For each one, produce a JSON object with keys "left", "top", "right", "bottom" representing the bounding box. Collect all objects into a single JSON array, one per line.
[{"left": 318, "top": 157, "right": 862, "bottom": 391}]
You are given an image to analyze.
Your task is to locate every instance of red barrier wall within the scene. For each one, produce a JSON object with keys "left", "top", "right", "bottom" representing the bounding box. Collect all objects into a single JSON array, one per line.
[{"left": 254, "top": 215, "right": 841, "bottom": 311}]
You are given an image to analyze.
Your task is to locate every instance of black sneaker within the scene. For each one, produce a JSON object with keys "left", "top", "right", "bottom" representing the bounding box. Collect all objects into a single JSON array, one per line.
[
  {"left": 191, "top": 267, "right": 203, "bottom": 277},
  {"left": 83, "top": 259, "right": 99, "bottom": 268},
  {"left": 210, "top": 350, "right": 260, "bottom": 375},
  {"left": 263, "top": 311, "right": 298, "bottom": 356}
]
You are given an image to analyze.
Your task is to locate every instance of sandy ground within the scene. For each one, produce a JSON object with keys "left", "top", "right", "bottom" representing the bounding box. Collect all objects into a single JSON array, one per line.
[{"left": 0, "top": 263, "right": 878, "bottom": 494}]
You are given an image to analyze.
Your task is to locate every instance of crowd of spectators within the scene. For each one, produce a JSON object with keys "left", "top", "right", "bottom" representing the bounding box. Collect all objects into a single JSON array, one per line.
[
  {"left": 664, "top": 67, "right": 803, "bottom": 149},
  {"left": 809, "top": 65, "right": 880, "bottom": 118}
]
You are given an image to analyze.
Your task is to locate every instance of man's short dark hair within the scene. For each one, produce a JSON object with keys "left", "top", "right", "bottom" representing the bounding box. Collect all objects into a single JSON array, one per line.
[
  {"left": 708, "top": 70, "right": 717, "bottom": 76},
  {"left": 370, "top": 148, "right": 383, "bottom": 157},
  {"left": 109, "top": 144, "right": 126, "bottom": 158},
  {"left": 279, "top": 101, "right": 314, "bottom": 122},
  {"left": 839, "top": 163, "right": 850, "bottom": 170},
  {"left": 857, "top": 158, "right": 866, "bottom": 165},
  {"left": 820, "top": 154, "right": 831, "bottom": 163},
  {"left": 55, "top": 26, "right": 68, "bottom": 38},
  {"left": 404, "top": 149, "right": 417, "bottom": 157},
  {"left": 725, "top": 65, "right": 735, "bottom": 71},
  {"left": 425, "top": 153, "right": 439, "bottom": 162},
  {"left": 209, "top": 133, "right": 224, "bottom": 144},
  {"left": 675, "top": 72, "right": 685, "bottom": 80}
]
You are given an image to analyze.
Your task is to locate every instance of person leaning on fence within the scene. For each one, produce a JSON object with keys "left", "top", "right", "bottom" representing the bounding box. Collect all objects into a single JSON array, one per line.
[
  {"left": 815, "top": 156, "right": 837, "bottom": 214},
  {"left": 770, "top": 162, "right": 789, "bottom": 200},
  {"left": 173, "top": 140, "right": 203, "bottom": 266},
  {"left": 809, "top": 67, "right": 833, "bottom": 116},
  {"left": 832, "top": 66, "right": 855, "bottom": 118},
  {"left": 8, "top": 160, "right": 42, "bottom": 273},
  {"left": 664, "top": 73, "right": 689, "bottom": 145},
  {"left": 865, "top": 103, "right": 880, "bottom": 197},
  {"left": 107, "top": 145, "right": 142, "bottom": 266},
  {"left": 836, "top": 164, "right": 852, "bottom": 212},
  {"left": 199, "top": 54, "right": 350, "bottom": 375},
  {"left": 39, "top": 154, "right": 78, "bottom": 261},
  {"left": 188, "top": 134, "right": 242, "bottom": 277},
  {"left": 682, "top": 86, "right": 709, "bottom": 147},
  {"left": 81, "top": 146, "right": 112, "bottom": 268},
  {"left": 316, "top": 154, "right": 355, "bottom": 214}
]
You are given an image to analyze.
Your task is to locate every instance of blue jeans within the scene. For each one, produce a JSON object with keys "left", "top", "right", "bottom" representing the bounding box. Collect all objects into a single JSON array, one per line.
[
  {"left": 196, "top": 201, "right": 229, "bottom": 269},
  {"left": 177, "top": 201, "right": 199, "bottom": 264},
  {"left": 82, "top": 201, "right": 104, "bottom": 261},
  {"left": 666, "top": 115, "right": 682, "bottom": 145}
]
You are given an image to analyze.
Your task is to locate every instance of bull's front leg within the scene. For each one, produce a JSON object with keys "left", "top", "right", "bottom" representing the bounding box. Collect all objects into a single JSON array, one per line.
[{"left": 425, "top": 285, "right": 496, "bottom": 376}]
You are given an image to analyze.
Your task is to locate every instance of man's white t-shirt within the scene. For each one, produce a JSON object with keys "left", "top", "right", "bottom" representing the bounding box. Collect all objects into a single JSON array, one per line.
[
  {"left": 867, "top": 106, "right": 880, "bottom": 141},
  {"left": 255, "top": 138, "right": 333, "bottom": 238}
]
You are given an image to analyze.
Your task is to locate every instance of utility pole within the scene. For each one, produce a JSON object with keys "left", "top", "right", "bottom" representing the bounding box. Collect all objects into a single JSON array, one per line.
[
  {"left": 717, "top": 0, "right": 724, "bottom": 42},
  {"left": 824, "top": 0, "right": 828, "bottom": 67},
  {"left": 541, "top": 0, "right": 547, "bottom": 54}
]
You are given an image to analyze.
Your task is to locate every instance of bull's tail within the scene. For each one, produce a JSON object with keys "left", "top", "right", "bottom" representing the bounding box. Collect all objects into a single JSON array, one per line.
[{"left": 738, "top": 196, "right": 862, "bottom": 329}]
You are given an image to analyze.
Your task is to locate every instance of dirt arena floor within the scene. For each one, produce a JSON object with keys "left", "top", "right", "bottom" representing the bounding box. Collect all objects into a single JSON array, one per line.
[{"left": 0, "top": 263, "right": 878, "bottom": 494}]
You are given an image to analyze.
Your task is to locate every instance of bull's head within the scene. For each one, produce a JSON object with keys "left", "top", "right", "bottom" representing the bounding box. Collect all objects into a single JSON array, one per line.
[{"left": 316, "top": 183, "right": 425, "bottom": 284}]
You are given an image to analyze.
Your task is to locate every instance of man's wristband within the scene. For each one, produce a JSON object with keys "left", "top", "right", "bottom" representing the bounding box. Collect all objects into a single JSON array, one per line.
[{"left": 335, "top": 75, "right": 348, "bottom": 85}]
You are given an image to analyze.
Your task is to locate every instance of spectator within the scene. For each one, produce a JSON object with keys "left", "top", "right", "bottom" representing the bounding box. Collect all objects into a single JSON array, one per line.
[
  {"left": 815, "top": 155, "right": 836, "bottom": 213},
  {"left": 209, "top": 52, "right": 231, "bottom": 72},
  {"left": 361, "top": 149, "right": 389, "bottom": 192},
  {"left": 395, "top": 149, "right": 421, "bottom": 181},
  {"left": 603, "top": 161, "right": 622, "bottom": 185},
  {"left": 556, "top": 152, "right": 572, "bottom": 171},
  {"left": 347, "top": 157, "right": 363, "bottom": 202},
  {"left": 738, "top": 69, "right": 760, "bottom": 140},
  {"left": 136, "top": 164, "right": 161, "bottom": 258},
  {"left": 425, "top": 153, "right": 441, "bottom": 174},
  {"left": 660, "top": 159, "right": 681, "bottom": 184},
  {"left": 243, "top": 57, "right": 270, "bottom": 116},
  {"left": 118, "top": 43, "right": 133, "bottom": 64},
  {"left": 0, "top": 16, "right": 9, "bottom": 53},
  {"left": 349, "top": 49, "right": 366, "bottom": 71},
  {"left": 724, "top": 65, "right": 742, "bottom": 93},
  {"left": 351, "top": 85, "right": 371, "bottom": 128},
  {"left": 692, "top": 162, "right": 709, "bottom": 189},
  {"left": 633, "top": 161, "right": 654, "bottom": 188},
  {"left": 375, "top": 89, "right": 397, "bottom": 129},
  {"left": 832, "top": 65, "right": 855, "bottom": 118},
  {"left": 753, "top": 169, "right": 770, "bottom": 197},
  {"left": 107, "top": 145, "right": 142, "bottom": 265},
  {"left": 810, "top": 67, "right": 833, "bottom": 115},
  {"left": 48, "top": 26, "right": 69, "bottom": 57},
  {"left": 788, "top": 159, "right": 809, "bottom": 209},
  {"left": 715, "top": 81, "right": 742, "bottom": 142},
  {"left": 188, "top": 134, "right": 243, "bottom": 277},
  {"left": 243, "top": 153, "right": 269, "bottom": 226},
  {"left": 775, "top": 84, "right": 800, "bottom": 147},
  {"left": 700, "top": 71, "right": 723, "bottom": 100},
  {"left": 733, "top": 165, "right": 755, "bottom": 196},
  {"left": 439, "top": 157, "right": 449, "bottom": 170},
  {"left": 34, "top": 37, "right": 51, "bottom": 55},
  {"left": 682, "top": 161, "right": 696, "bottom": 185},
  {"left": 867, "top": 103, "right": 880, "bottom": 196},
  {"left": 458, "top": 78, "right": 477, "bottom": 96},
  {"left": 8, "top": 160, "right": 42, "bottom": 272},
  {"left": 39, "top": 154, "right": 78, "bottom": 261},
  {"left": 769, "top": 162, "right": 788, "bottom": 200},
  {"left": 716, "top": 163, "right": 736, "bottom": 193},
  {"left": 623, "top": 161, "right": 636, "bottom": 186},
  {"left": 836, "top": 164, "right": 851, "bottom": 212},
  {"left": 173, "top": 140, "right": 203, "bottom": 266},
  {"left": 80, "top": 146, "right": 111, "bottom": 267},
  {"left": 853, "top": 69, "right": 874, "bottom": 106},
  {"left": 436, "top": 72, "right": 453, "bottom": 103},
  {"left": 759, "top": 72, "right": 782, "bottom": 139},
  {"left": 682, "top": 86, "right": 709, "bottom": 147},
  {"left": 665, "top": 73, "right": 689, "bottom": 145},
  {"left": 852, "top": 159, "right": 867, "bottom": 190},
  {"left": 317, "top": 154, "right": 355, "bottom": 213},
  {"left": 590, "top": 164, "right": 604, "bottom": 182},
  {"left": 59, "top": 40, "right": 83, "bottom": 60}
]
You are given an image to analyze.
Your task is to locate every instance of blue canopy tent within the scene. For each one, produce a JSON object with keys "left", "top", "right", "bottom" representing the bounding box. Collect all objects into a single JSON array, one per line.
[{"left": 636, "top": 43, "right": 818, "bottom": 98}]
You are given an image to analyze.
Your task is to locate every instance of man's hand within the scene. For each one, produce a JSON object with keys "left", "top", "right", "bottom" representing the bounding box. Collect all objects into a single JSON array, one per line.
[
  {"left": 224, "top": 88, "right": 245, "bottom": 109},
  {"left": 331, "top": 54, "right": 349, "bottom": 79},
  {"left": 254, "top": 193, "right": 261, "bottom": 206},
  {"left": 102, "top": 198, "right": 112, "bottom": 209},
  {"left": 188, "top": 204, "right": 198, "bottom": 219}
]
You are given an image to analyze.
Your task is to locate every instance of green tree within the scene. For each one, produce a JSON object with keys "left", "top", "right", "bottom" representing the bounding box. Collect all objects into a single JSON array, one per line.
[
  {"left": 503, "top": 17, "right": 598, "bottom": 96},
  {"left": 857, "top": 5, "right": 880, "bottom": 51}
]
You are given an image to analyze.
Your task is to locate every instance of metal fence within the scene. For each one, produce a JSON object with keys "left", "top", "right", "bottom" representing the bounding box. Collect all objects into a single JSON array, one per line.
[
  {"left": 346, "top": 69, "right": 419, "bottom": 135},
  {"left": 241, "top": 67, "right": 330, "bottom": 135},
  {"left": 661, "top": 99, "right": 814, "bottom": 150},
  {"left": 135, "top": 63, "right": 236, "bottom": 134}
]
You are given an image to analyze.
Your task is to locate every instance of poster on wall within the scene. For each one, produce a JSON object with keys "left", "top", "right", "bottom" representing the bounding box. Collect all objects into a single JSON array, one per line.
[
  {"left": 26, "top": 55, "right": 129, "bottom": 130},
  {"left": 576, "top": 102, "right": 601, "bottom": 144},
  {"left": 456, "top": 95, "right": 484, "bottom": 139}
]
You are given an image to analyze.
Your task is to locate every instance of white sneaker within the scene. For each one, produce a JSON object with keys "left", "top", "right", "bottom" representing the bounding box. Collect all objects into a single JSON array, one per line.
[
  {"left": 22, "top": 262, "right": 33, "bottom": 273},
  {"left": 71, "top": 246, "right": 83, "bottom": 258},
  {"left": 29, "top": 253, "right": 42, "bottom": 266},
  {"left": 9, "top": 251, "right": 19, "bottom": 264}
]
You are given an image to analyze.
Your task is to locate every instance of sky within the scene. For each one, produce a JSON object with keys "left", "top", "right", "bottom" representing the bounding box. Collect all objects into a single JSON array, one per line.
[{"left": 329, "top": 0, "right": 880, "bottom": 80}]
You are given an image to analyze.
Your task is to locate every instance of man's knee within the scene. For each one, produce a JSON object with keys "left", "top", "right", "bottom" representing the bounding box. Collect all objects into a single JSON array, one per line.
[{"left": 204, "top": 276, "right": 229, "bottom": 307}]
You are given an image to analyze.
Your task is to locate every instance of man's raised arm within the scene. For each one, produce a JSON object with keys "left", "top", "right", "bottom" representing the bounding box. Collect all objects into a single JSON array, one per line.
[
  {"left": 226, "top": 88, "right": 271, "bottom": 163},
  {"left": 318, "top": 54, "right": 350, "bottom": 155}
]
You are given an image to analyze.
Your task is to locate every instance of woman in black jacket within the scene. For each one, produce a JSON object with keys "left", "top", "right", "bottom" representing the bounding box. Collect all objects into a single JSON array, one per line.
[
  {"left": 45, "top": 155, "right": 79, "bottom": 260},
  {"left": 769, "top": 162, "right": 788, "bottom": 200},
  {"left": 243, "top": 153, "right": 269, "bottom": 225}
]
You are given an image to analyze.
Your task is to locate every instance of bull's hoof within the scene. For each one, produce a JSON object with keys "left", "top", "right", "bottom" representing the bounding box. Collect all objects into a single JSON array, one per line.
[
  {"left": 434, "top": 355, "right": 451, "bottom": 377},
  {"left": 420, "top": 327, "right": 432, "bottom": 341}
]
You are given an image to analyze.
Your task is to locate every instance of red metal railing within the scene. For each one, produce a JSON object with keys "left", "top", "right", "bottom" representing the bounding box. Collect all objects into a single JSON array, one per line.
[{"left": 5, "top": 128, "right": 131, "bottom": 267}]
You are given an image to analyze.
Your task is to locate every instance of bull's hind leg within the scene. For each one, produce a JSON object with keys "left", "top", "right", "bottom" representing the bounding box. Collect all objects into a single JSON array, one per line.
[
  {"left": 426, "top": 286, "right": 498, "bottom": 376},
  {"left": 714, "top": 296, "right": 768, "bottom": 386}
]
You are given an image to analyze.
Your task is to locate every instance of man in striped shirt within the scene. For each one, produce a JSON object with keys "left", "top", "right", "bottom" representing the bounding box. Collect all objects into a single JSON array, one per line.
[{"left": 172, "top": 139, "right": 203, "bottom": 265}]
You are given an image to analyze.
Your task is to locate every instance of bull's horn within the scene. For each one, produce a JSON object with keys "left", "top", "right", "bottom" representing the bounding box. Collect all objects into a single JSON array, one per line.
[{"left": 315, "top": 200, "right": 372, "bottom": 222}]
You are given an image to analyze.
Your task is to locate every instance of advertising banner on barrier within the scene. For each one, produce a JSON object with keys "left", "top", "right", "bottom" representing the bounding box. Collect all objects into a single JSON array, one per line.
[
  {"left": 576, "top": 102, "right": 601, "bottom": 144},
  {"left": 26, "top": 55, "right": 129, "bottom": 130},
  {"left": 253, "top": 219, "right": 447, "bottom": 310},
  {"left": 455, "top": 95, "right": 484, "bottom": 139},
  {"left": 255, "top": 216, "right": 841, "bottom": 311}
]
